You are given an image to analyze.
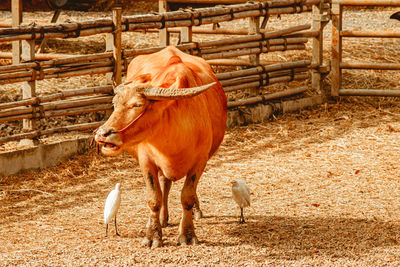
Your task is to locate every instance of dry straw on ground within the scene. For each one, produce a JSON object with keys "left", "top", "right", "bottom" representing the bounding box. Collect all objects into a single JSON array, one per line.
[
  {"left": 1, "top": 4, "right": 400, "bottom": 266},
  {"left": 2, "top": 100, "right": 400, "bottom": 265}
]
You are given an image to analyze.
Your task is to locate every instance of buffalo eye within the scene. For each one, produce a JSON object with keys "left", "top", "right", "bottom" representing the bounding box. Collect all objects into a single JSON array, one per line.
[{"left": 127, "top": 102, "right": 143, "bottom": 109}]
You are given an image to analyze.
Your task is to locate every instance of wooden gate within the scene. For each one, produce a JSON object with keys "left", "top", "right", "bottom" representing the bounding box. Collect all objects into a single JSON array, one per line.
[{"left": 331, "top": 0, "right": 400, "bottom": 97}]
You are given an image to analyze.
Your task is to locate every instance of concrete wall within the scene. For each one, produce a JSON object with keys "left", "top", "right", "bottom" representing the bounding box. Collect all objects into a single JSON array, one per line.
[
  {"left": 0, "top": 95, "right": 325, "bottom": 177},
  {"left": 0, "top": 137, "right": 91, "bottom": 177}
]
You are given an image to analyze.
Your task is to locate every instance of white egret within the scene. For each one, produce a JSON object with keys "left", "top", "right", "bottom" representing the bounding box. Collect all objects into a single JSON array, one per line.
[
  {"left": 104, "top": 183, "right": 121, "bottom": 237},
  {"left": 231, "top": 180, "right": 250, "bottom": 224}
]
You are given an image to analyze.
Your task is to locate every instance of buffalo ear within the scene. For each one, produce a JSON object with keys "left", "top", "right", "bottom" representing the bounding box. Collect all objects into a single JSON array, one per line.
[{"left": 113, "top": 81, "right": 132, "bottom": 94}]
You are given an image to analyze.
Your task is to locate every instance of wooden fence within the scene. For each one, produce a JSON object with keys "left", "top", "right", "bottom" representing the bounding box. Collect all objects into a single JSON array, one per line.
[
  {"left": 331, "top": 0, "right": 400, "bottom": 96},
  {"left": 0, "top": 0, "right": 330, "bottom": 145}
]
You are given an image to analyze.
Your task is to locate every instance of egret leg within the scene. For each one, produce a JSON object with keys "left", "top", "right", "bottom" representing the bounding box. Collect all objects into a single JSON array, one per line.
[
  {"left": 115, "top": 215, "right": 120, "bottom": 236},
  {"left": 239, "top": 207, "right": 245, "bottom": 224},
  {"left": 105, "top": 224, "right": 108, "bottom": 237}
]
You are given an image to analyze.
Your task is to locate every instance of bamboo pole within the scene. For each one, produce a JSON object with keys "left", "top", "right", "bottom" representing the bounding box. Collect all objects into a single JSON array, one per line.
[
  {"left": 220, "top": 69, "right": 308, "bottom": 87},
  {"left": 0, "top": 52, "right": 75, "bottom": 60},
  {"left": 0, "top": 121, "right": 105, "bottom": 145},
  {"left": 223, "top": 73, "right": 310, "bottom": 92},
  {"left": 341, "top": 30, "right": 400, "bottom": 38},
  {"left": 331, "top": 1, "right": 342, "bottom": 97},
  {"left": 0, "top": 86, "right": 113, "bottom": 110},
  {"left": 215, "top": 60, "right": 311, "bottom": 80},
  {"left": 0, "top": 24, "right": 309, "bottom": 72},
  {"left": 106, "top": 7, "right": 123, "bottom": 87},
  {"left": 0, "top": 1, "right": 318, "bottom": 43},
  {"left": 227, "top": 86, "right": 308, "bottom": 108},
  {"left": 0, "top": 66, "right": 113, "bottom": 85},
  {"left": 195, "top": 24, "right": 310, "bottom": 48},
  {"left": 339, "top": 89, "right": 400, "bottom": 96},
  {"left": 11, "top": 0, "right": 22, "bottom": 64},
  {"left": 199, "top": 37, "right": 308, "bottom": 55},
  {"left": 0, "top": 103, "right": 112, "bottom": 123},
  {"left": 333, "top": 0, "right": 400, "bottom": 6},
  {"left": 341, "top": 62, "right": 400, "bottom": 70},
  {"left": 0, "top": 25, "right": 309, "bottom": 84},
  {"left": 207, "top": 59, "right": 253, "bottom": 66},
  {"left": 148, "top": 26, "right": 314, "bottom": 36},
  {"left": 0, "top": 96, "right": 113, "bottom": 119},
  {"left": 285, "top": 30, "right": 320, "bottom": 38},
  {"left": 201, "top": 43, "right": 306, "bottom": 60},
  {"left": 0, "top": 52, "right": 112, "bottom": 73}
]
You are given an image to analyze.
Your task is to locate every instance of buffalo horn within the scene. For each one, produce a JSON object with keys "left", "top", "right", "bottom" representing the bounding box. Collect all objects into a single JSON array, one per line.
[{"left": 143, "top": 82, "right": 216, "bottom": 100}]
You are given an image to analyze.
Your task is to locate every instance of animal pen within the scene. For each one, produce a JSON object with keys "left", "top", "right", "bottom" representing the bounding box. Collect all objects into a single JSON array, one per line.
[{"left": 0, "top": 0, "right": 400, "bottom": 174}]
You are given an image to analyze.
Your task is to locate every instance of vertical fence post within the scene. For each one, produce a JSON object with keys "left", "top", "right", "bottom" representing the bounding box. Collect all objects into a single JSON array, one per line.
[
  {"left": 248, "top": 16, "right": 260, "bottom": 66},
  {"left": 106, "top": 7, "right": 122, "bottom": 87},
  {"left": 112, "top": 7, "right": 122, "bottom": 87},
  {"left": 248, "top": 16, "right": 261, "bottom": 97},
  {"left": 15, "top": 0, "right": 37, "bottom": 145},
  {"left": 331, "top": 0, "right": 342, "bottom": 97},
  {"left": 159, "top": 0, "right": 170, "bottom": 47},
  {"left": 180, "top": 26, "right": 192, "bottom": 44},
  {"left": 20, "top": 39, "right": 37, "bottom": 145},
  {"left": 11, "top": 0, "right": 22, "bottom": 64},
  {"left": 311, "top": 0, "right": 324, "bottom": 94}
]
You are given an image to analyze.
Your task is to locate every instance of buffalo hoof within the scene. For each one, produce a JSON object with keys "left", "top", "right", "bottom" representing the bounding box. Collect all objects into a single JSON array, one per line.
[
  {"left": 142, "top": 237, "right": 163, "bottom": 248},
  {"left": 160, "top": 216, "right": 169, "bottom": 228},
  {"left": 177, "top": 234, "right": 199, "bottom": 246},
  {"left": 143, "top": 222, "right": 163, "bottom": 248},
  {"left": 193, "top": 209, "right": 203, "bottom": 220}
]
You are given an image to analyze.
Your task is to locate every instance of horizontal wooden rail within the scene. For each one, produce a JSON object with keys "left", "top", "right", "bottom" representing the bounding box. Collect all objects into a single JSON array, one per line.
[
  {"left": 215, "top": 60, "right": 311, "bottom": 80},
  {"left": 0, "top": 25, "right": 309, "bottom": 85},
  {"left": 0, "top": 121, "right": 104, "bottom": 145},
  {"left": 0, "top": 96, "right": 112, "bottom": 119},
  {"left": 333, "top": 0, "right": 400, "bottom": 6},
  {"left": 0, "top": 1, "right": 321, "bottom": 43},
  {"left": 0, "top": 103, "right": 112, "bottom": 123},
  {"left": 341, "top": 31, "right": 400, "bottom": 38},
  {"left": 0, "top": 59, "right": 310, "bottom": 123},
  {"left": 228, "top": 86, "right": 308, "bottom": 108},
  {"left": 339, "top": 89, "right": 400, "bottom": 96},
  {"left": 223, "top": 73, "right": 310, "bottom": 92},
  {"left": 0, "top": 85, "right": 113, "bottom": 110},
  {"left": 341, "top": 62, "right": 400, "bottom": 70}
]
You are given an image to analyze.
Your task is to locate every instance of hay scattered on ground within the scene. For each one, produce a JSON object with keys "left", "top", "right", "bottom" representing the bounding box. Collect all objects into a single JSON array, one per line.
[
  {"left": 1, "top": 5, "right": 400, "bottom": 265},
  {"left": 1, "top": 100, "right": 400, "bottom": 265}
]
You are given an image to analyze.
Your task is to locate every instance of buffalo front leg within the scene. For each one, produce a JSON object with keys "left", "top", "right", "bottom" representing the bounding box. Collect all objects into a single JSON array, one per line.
[
  {"left": 159, "top": 174, "right": 172, "bottom": 227},
  {"left": 193, "top": 188, "right": 203, "bottom": 220},
  {"left": 142, "top": 171, "right": 163, "bottom": 248},
  {"left": 177, "top": 169, "right": 204, "bottom": 246}
]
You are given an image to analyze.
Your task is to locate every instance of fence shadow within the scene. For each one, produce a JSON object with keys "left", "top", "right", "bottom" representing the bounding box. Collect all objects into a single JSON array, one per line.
[{"left": 214, "top": 214, "right": 400, "bottom": 259}]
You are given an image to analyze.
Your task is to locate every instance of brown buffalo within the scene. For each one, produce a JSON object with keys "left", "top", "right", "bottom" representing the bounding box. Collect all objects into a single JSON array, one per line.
[{"left": 94, "top": 46, "right": 227, "bottom": 247}]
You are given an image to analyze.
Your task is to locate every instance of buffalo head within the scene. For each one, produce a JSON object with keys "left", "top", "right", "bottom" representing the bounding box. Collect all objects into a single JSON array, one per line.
[{"left": 94, "top": 81, "right": 216, "bottom": 156}]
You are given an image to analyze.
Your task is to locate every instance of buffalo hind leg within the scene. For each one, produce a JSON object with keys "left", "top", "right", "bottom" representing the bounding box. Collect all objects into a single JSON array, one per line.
[
  {"left": 159, "top": 174, "right": 172, "bottom": 228},
  {"left": 142, "top": 170, "right": 163, "bottom": 248},
  {"left": 178, "top": 167, "right": 205, "bottom": 246}
]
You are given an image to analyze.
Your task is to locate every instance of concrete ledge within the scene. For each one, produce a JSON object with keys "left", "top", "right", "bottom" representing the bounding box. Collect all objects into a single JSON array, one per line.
[
  {"left": 227, "top": 95, "right": 325, "bottom": 127},
  {"left": 0, "top": 95, "right": 325, "bottom": 177},
  {"left": 0, "top": 137, "right": 91, "bottom": 177}
]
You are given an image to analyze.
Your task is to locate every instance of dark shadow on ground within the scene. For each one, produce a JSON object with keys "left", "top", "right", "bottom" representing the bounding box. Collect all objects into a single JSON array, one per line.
[{"left": 216, "top": 214, "right": 400, "bottom": 259}]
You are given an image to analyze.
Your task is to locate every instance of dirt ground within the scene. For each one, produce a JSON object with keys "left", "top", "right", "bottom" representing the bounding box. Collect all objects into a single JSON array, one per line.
[
  {"left": 2, "top": 98, "right": 400, "bottom": 265},
  {"left": 1, "top": 3, "right": 400, "bottom": 266}
]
